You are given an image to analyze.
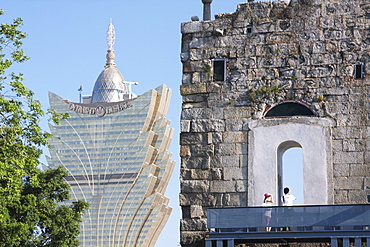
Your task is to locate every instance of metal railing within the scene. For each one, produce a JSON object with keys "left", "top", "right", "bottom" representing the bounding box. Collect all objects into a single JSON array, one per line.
[{"left": 208, "top": 204, "right": 370, "bottom": 232}]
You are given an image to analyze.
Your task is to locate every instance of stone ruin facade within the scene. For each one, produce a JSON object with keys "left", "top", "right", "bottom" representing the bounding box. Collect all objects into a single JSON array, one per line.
[{"left": 179, "top": 0, "right": 370, "bottom": 246}]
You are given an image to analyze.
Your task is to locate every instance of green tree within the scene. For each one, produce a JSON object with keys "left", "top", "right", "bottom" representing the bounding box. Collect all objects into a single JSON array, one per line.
[{"left": 0, "top": 10, "right": 88, "bottom": 246}]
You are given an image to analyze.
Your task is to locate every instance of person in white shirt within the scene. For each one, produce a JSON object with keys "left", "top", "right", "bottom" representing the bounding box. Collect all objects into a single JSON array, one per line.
[
  {"left": 282, "top": 187, "right": 297, "bottom": 206},
  {"left": 282, "top": 187, "right": 297, "bottom": 231}
]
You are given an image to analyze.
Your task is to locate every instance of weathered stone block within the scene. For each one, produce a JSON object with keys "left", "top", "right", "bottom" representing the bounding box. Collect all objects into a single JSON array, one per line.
[
  {"left": 236, "top": 180, "right": 248, "bottom": 193},
  {"left": 210, "top": 180, "right": 236, "bottom": 193},
  {"left": 256, "top": 44, "right": 277, "bottom": 56},
  {"left": 212, "top": 168, "right": 222, "bottom": 180},
  {"left": 190, "top": 37, "right": 216, "bottom": 49},
  {"left": 343, "top": 139, "right": 365, "bottom": 152},
  {"left": 191, "top": 72, "right": 201, "bottom": 84},
  {"left": 248, "top": 6, "right": 271, "bottom": 19},
  {"left": 180, "top": 231, "right": 206, "bottom": 246},
  {"left": 220, "top": 155, "right": 240, "bottom": 168},
  {"left": 336, "top": 114, "right": 361, "bottom": 127},
  {"left": 332, "top": 127, "right": 361, "bottom": 139},
  {"left": 182, "top": 180, "right": 209, "bottom": 193},
  {"left": 207, "top": 83, "right": 222, "bottom": 94},
  {"left": 223, "top": 131, "right": 248, "bottom": 143},
  {"left": 191, "top": 119, "right": 225, "bottom": 132},
  {"left": 190, "top": 205, "right": 204, "bottom": 219},
  {"left": 182, "top": 156, "right": 208, "bottom": 169},
  {"left": 180, "top": 146, "right": 191, "bottom": 157},
  {"left": 211, "top": 132, "right": 222, "bottom": 144},
  {"left": 254, "top": 22, "right": 275, "bottom": 34},
  {"left": 332, "top": 140, "right": 343, "bottom": 151},
  {"left": 181, "top": 21, "right": 203, "bottom": 34},
  {"left": 312, "top": 41, "right": 326, "bottom": 53},
  {"left": 224, "top": 107, "right": 253, "bottom": 119},
  {"left": 334, "top": 177, "right": 363, "bottom": 190},
  {"left": 276, "top": 20, "right": 295, "bottom": 32},
  {"left": 236, "top": 58, "right": 257, "bottom": 70},
  {"left": 333, "top": 151, "right": 364, "bottom": 164},
  {"left": 180, "top": 169, "right": 191, "bottom": 180},
  {"left": 311, "top": 66, "right": 336, "bottom": 78},
  {"left": 348, "top": 189, "right": 369, "bottom": 204},
  {"left": 325, "top": 102, "right": 349, "bottom": 115},
  {"left": 225, "top": 119, "right": 244, "bottom": 131},
  {"left": 223, "top": 193, "right": 246, "bottom": 206},
  {"left": 180, "top": 193, "right": 223, "bottom": 207},
  {"left": 180, "top": 133, "right": 206, "bottom": 145},
  {"left": 339, "top": 40, "right": 357, "bottom": 52},
  {"left": 180, "top": 83, "right": 207, "bottom": 96},
  {"left": 298, "top": 30, "right": 319, "bottom": 41},
  {"left": 215, "top": 143, "right": 238, "bottom": 156},
  {"left": 190, "top": 169, "right": 212, "bottom": 180},
  {"left": 213, "top": 107, "right": 224, "bottom": 119},
  {"left": 181, "top": 107, "right": 212, "bottom": 120},
  {"left": 224, "top": 167, "right": 247, "bottom": 180},
  {"left": 210, "top": 155, "right": 222, "bottom": 168},
  {"left": 342, "top": 52, "right": 358, "bottom": 63},
  {"left": 182, "top": 94, "right": 207, "bottom": 103},
  {"left": 311, "top": 53, "right": 342, "bottom": 65},
  {"left": 334, "top": 189, "right": 348, "bottom": 204},
  {"left": 333, "top": 164, "right": 349, "bottom": 177},
  {"left": 189, "top": 48, "right": 210, "bottom": 61},
  {"left": 257, "top": 57, "right": 284, "bottom": 68},
  {"left": 295, "top": 67, "right": 310, "bottom": 78},
  {"left": 350, "top": 164, "right": 369, "bottom": 177}
]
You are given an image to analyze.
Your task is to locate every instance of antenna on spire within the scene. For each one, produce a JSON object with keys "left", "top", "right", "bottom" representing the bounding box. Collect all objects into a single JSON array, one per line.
[
  {"left": 105, "top": 20, "right": 116, "bottom": 68},
  {"left": 107, "top": 19, "right": 115, "bottom": 51}
]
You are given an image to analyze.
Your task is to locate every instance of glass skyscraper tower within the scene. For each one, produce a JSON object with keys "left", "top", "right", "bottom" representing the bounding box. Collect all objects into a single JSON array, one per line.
[{"left": 47, "top": 23, "right": 175, "bottom": 247}]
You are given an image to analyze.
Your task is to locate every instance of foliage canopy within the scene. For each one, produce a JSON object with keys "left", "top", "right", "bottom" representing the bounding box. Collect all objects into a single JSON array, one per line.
[{"left": 0, "top": 9, "right": 88, "bottom": 247}]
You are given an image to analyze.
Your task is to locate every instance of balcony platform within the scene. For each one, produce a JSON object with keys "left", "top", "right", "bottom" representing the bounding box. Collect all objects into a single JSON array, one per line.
[{"left": 206, "top": 204, "right": 370, "bottom": 247}]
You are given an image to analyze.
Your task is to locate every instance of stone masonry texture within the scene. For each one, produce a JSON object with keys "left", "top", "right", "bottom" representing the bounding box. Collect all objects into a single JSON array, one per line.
[{"left": 180, "top": 0, "right": 370, "bottom": 246}]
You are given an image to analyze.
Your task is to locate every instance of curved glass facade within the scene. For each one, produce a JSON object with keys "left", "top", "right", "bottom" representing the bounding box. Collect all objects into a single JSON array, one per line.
[{"left": 47, "top": 84, "right": 175, "bottom": 247}]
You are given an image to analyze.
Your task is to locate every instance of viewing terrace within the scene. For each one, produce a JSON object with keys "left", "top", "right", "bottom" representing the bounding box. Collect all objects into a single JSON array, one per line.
[{"left": 206, "top": 204, "right": 370, "bottom": 247}]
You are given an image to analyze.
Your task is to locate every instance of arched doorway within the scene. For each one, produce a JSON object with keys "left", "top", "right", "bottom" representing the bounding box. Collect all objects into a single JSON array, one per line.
[
  {"left": 248, "top": 118, "right": 333, "bottom": 206},
  {"left": 278, "top": 145, "right": 303, "bottom": 205}
]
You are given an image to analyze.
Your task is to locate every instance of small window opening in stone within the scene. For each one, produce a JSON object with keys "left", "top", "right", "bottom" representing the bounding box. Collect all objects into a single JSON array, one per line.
[
  {"left": 265, "top": 102, "right": 315, "bottom": 117},
  {"left": 246, "top": 26, "right": 252, "bottom": 34},
  {"left": 213, "top": 57, "right": 228, "bottom": 82},
  {"left": 354, "top": 61, "right": 364, "bottom": 79}
]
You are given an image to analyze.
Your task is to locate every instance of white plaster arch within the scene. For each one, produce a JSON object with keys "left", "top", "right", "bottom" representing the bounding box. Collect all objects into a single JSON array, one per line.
[
  {"left": 277, "top": 141, "right": 302, "bottom": 205},
  {"left": 247, "top": 118, "right": 333, "bottom": 206}
]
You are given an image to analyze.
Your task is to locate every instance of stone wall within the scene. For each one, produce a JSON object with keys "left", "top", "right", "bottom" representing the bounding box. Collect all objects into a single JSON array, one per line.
[{"left": 180, "top": 0, "right": 370, "bottom": 246}]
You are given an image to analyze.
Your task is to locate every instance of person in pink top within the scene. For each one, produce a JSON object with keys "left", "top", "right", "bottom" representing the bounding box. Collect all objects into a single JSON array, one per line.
[{"left": 262, "top": 193, "right": 273, "bottom": 231}]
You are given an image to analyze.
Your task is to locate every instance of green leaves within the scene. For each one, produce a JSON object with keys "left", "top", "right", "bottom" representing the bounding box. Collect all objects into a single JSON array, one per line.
[
  {"left": 47, "top": 107, "right": 69, "bottom": 125},
  {"left": 0, "top": 9, "right": 88, "bottom": 246},
  {"left": 20, "top": 167, "right": 89, "bottom": 247}
]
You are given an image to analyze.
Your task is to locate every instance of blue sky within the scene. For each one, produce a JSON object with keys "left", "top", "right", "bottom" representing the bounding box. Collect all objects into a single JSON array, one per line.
[{"left": 1, "top": 1, "right": 303, "bottom": 246}]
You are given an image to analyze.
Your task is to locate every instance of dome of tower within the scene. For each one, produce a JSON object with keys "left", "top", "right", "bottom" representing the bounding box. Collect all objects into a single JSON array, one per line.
[
  {"left": 91, "top": 22, "right": 129, "bottom": 103},
  {"left": 91, "top": 66, "right": 128, "bottom": 103}
]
